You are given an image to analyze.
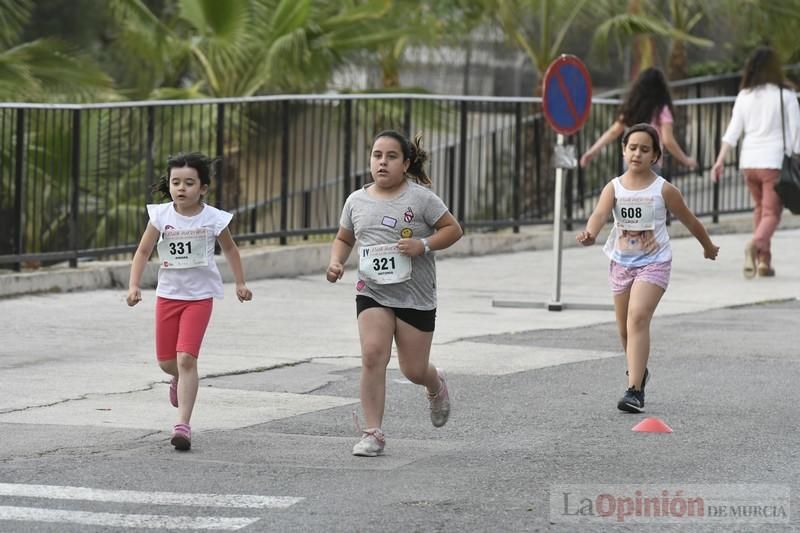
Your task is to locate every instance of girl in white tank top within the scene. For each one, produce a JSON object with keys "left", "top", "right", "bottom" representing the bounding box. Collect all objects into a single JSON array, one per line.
[{"left": 577, "top": 124, "right": 719, "bottom": 414}]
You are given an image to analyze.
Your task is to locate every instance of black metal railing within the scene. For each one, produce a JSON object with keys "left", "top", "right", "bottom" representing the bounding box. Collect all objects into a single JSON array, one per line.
[{"left": 0, "top": 91, "right": 783, "bottom": 270}]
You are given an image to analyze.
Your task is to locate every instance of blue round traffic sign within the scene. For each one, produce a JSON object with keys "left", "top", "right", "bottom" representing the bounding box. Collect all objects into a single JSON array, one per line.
[{"left": 542, "top": 55, "right": 592, "bottom": 135}]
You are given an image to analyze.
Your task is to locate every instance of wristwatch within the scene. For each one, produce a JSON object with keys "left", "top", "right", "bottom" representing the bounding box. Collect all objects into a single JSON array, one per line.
[{"left": 421, "top": 238, "right": 431, "bottom": 255}]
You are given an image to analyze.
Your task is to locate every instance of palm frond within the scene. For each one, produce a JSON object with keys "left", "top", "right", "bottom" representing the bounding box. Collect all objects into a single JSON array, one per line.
[{"left": 0, "top": 0, "right": 31, "bottom": 49}]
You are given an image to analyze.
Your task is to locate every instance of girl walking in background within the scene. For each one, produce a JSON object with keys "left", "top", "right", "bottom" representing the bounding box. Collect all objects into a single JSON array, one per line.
[
  {"left": 577, "top": 124, "right": 718, "bottom": 413},
  {"left": 127, "top": 152, "right": 252, "bottom": 450},
  {"left": 581, "top": 67, "right": 697, "bottom": 171},
  {"left": 326, "top": 130, "right": 463, "bottom": 456},
  {"left": 711, "top": 46, "right": 800, "bottom": 278}
]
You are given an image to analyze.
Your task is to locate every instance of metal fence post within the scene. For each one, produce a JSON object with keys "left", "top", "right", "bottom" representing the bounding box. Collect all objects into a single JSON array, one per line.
[
  {"left": 713, "top": 102, "right": 721, "bottom": 223},
  {"left": 280, "top": 100, "right": 290, "bottom": 245},
  {"left": 145, "top": 107, "right": 155, "bottom": 205},
  {"left": 447, "top": 145, "right": 455, "bottom": 211},
  {"left": 403, "top": 99, "right": 411, "bottom": 135},
  {"left": 12, "top": 108, "right": 24, "bottom": 271},
  {"left": 342, "top": 99, "right": 353, "bottom": 204},
  {"left": 215, "top": 103, "right": 225, "bottom": 208},
  {"left": 458, "top": 100, "right": 467, "bottom": 224},
  {"left": 69, "top": 109, "right": 81, "bottom": 268},
  {"left": 513, "top": 102, "right": 521, "bottom": 233}
]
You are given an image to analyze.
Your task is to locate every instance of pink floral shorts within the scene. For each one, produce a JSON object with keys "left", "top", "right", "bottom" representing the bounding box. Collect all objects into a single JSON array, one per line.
[{"left": 608, "top": 260, "right": 671, "bottom": 294}]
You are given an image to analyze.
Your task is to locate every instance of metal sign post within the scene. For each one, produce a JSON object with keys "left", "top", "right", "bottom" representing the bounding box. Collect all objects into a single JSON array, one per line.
[
  {"left": 549, "top": 133, "right": 566, "bottom": 311},
  {"left": 493, "top": 55, "right": 613, "bottom": 312}
]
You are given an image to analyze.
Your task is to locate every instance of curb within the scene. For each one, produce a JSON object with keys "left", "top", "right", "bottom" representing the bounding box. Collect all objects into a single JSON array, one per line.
[{"left": 2, "top": 214, "right": 798, "bottom": 299}]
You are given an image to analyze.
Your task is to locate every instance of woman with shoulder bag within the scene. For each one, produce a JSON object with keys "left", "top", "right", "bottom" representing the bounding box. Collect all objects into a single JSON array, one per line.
[{"left": 711, "top": 46, "right": 800, "bottom": 278}]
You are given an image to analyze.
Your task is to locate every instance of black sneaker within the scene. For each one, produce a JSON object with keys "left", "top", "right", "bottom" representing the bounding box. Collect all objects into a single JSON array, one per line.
[
  {"left": 617, "top": 387, "right": 645, "bottom": 413},
  {"left": 626, "top": 368, "right": 650, "bottom": 402}
]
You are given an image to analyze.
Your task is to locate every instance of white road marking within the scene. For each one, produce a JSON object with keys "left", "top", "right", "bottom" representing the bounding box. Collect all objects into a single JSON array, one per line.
[
  {"left": 0, "top": 483, "right": 303, "bottom": 509},
  {"left": 0, "top": 506, "right": 257, "bottom": 530}
]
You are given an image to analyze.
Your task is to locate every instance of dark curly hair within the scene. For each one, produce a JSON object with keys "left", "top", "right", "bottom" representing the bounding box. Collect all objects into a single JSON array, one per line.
[
  {"left": 151, "top": 152, "right": 219, "bottom": 199},
  {"left": 371, "top": 130, "right": 431, "bottom": 186}
]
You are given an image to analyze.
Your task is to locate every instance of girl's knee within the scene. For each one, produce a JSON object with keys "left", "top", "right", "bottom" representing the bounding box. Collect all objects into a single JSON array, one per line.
[
  {"left": 361, "top": 345, "right": 389, "bottom": 370},
  {"left": 177, "top": 352, "right": 197, "bottom": 371},
  {"left": 158, "top": 359, "right": 176, "bottom": 374},
  {"left": 398, "top": 360, "right": 429, "bottom": 384},
  {"left": 627, "top": 312, "right": 651, "bottom": 331}
]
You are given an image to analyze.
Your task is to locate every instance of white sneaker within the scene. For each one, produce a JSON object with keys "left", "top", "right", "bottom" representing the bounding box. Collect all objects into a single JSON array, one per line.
[
  {"left": 352, "top": 428, "right": 385, "bottom": 457},
  {"left": 428, "top": 368, "right": 450, "bottom": 428}
]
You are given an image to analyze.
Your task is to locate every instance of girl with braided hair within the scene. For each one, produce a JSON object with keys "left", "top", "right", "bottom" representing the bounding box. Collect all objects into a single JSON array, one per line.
[{"left": 327, "top": 130, "right": 463, "bottom": 457}]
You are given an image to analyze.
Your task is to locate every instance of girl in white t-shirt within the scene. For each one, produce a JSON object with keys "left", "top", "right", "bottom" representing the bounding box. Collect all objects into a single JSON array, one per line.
[
  {"left": 127, "top": 152, "right": 252, "bottom": 451},
  {"left": 326, "top": 131, "right": 463, "bottom": 457},
  {"left": 577, "top": 124, "right": 718, "bottom": 413}
]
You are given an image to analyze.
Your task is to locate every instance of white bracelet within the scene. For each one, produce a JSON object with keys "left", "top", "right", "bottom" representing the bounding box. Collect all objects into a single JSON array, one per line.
[{"left": 421, "top": 238, "right": 431, "bottom": 255}]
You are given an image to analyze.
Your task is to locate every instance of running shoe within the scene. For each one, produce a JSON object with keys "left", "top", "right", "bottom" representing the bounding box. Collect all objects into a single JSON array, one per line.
[
  {"left": 171, "top": 423, "right": 191, "bottom": 451},
  {"left": 626, "top": 368, "right": 650, "bottom": 401},
  {"left": 352, "top": 428, "right": 385, "bottom": 457},
  {"left": 617, "top": 387, "right": 645, "bottom": 413},
  {"left": 428, "top": 368, "right": 451, "bottom": 428}
]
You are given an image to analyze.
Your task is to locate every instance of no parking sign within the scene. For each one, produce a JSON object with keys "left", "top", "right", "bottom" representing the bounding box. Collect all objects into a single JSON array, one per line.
[
  {"left": 493, "top": 55, "right": 601, "bottom": 311},
  {"left": 542, "top": 55, "right": 592, "bottom": 135}
]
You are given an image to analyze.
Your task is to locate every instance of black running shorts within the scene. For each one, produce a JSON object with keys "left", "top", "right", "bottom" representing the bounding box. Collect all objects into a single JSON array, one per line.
[{"left": 355, "top": 295, "right": 436, "bottom": 332}]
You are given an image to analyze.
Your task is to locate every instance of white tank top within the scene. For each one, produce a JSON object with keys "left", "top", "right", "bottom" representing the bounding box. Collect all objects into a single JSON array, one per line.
[{"left": 602, "top": 176, "right": 672, "bottom": 267}]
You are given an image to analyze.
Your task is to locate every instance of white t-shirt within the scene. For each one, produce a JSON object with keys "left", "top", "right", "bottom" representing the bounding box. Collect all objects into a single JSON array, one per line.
[
  {"left": 721, "top": 84, "right": 800, "bottom": 169},
  {"left": 146, "top": 202, "right": 233, "bottom": 300}
]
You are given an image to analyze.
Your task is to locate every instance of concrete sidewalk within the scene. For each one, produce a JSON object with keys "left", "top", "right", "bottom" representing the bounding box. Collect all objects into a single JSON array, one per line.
[
  {"left": 1, "top": 216, "right": 798, "bottom": 429},
  {"left": 2, "top": 212, "right": 800, "bottom": 301}
]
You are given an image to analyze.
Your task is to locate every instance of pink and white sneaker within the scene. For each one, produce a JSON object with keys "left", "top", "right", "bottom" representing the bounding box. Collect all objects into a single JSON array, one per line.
[
  {"left": 352, "top": 428, "right": 385, "bottom": 457},
  {"left": 171, "top": 423, "right": 191, "bottom": 451}
]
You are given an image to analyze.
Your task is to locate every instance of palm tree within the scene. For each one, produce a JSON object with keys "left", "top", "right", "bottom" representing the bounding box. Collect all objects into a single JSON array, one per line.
[
  {"left": 106, "top": 0, "right": 404, "bottom": 99},
  {"left": 482, "top": 0, "right": 591, "bottom": 95},
  {"left": 372, "top": 0, "right": 486, "bottom": 90},
  {"left": 589, "top": 0, "right": 713, "bottom": 81},
  {"left": 0, "top": 0, "right": 114, "bottom": 102},
  {"left": 715, "top": 0, "right": 800, "bottom": 65}
]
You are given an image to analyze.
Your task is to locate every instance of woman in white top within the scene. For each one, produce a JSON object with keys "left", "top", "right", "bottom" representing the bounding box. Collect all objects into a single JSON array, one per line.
[{"left": 712, "top": 46, "right": 800, "bottom": 278}]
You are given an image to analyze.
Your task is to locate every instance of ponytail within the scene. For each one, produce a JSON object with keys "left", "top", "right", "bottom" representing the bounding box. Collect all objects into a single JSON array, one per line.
[{"left": 406, "top": 134, "right": 431, "bottom": 186}]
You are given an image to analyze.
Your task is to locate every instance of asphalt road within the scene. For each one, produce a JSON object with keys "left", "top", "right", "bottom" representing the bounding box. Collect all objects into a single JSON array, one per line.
[{"left": 1, "top": 299, "right": 798, "bottom": 532}]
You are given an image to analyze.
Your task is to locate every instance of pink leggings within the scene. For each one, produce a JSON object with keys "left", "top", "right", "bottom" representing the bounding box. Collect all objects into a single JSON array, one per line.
[{"left": 743, "top": 169, "right": 782, "bottom": 264}]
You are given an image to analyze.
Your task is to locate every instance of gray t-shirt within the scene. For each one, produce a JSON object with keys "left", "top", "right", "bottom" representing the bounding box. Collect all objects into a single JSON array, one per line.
[{"left": 340, "top": 180, "right": 449, "bottom": 310}]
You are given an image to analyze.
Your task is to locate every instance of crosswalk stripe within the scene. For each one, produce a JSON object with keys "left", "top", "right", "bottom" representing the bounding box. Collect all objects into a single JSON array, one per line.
[
  {"left": 0, "top": 483, "right": 302, "bottom": 509},
  {"left": 0, "top": 506, "right": 257, "bottom": 530}
]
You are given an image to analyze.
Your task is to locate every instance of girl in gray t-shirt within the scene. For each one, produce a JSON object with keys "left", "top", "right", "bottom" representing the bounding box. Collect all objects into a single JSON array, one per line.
[{"left": 326, "top": 130, "right": 463, "bottom": 457}]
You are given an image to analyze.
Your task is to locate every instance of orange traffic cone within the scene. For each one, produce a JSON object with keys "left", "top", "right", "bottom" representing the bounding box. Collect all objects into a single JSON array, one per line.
[{"left": 632, "top": 417, "right": 673, "bottom": 433}]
